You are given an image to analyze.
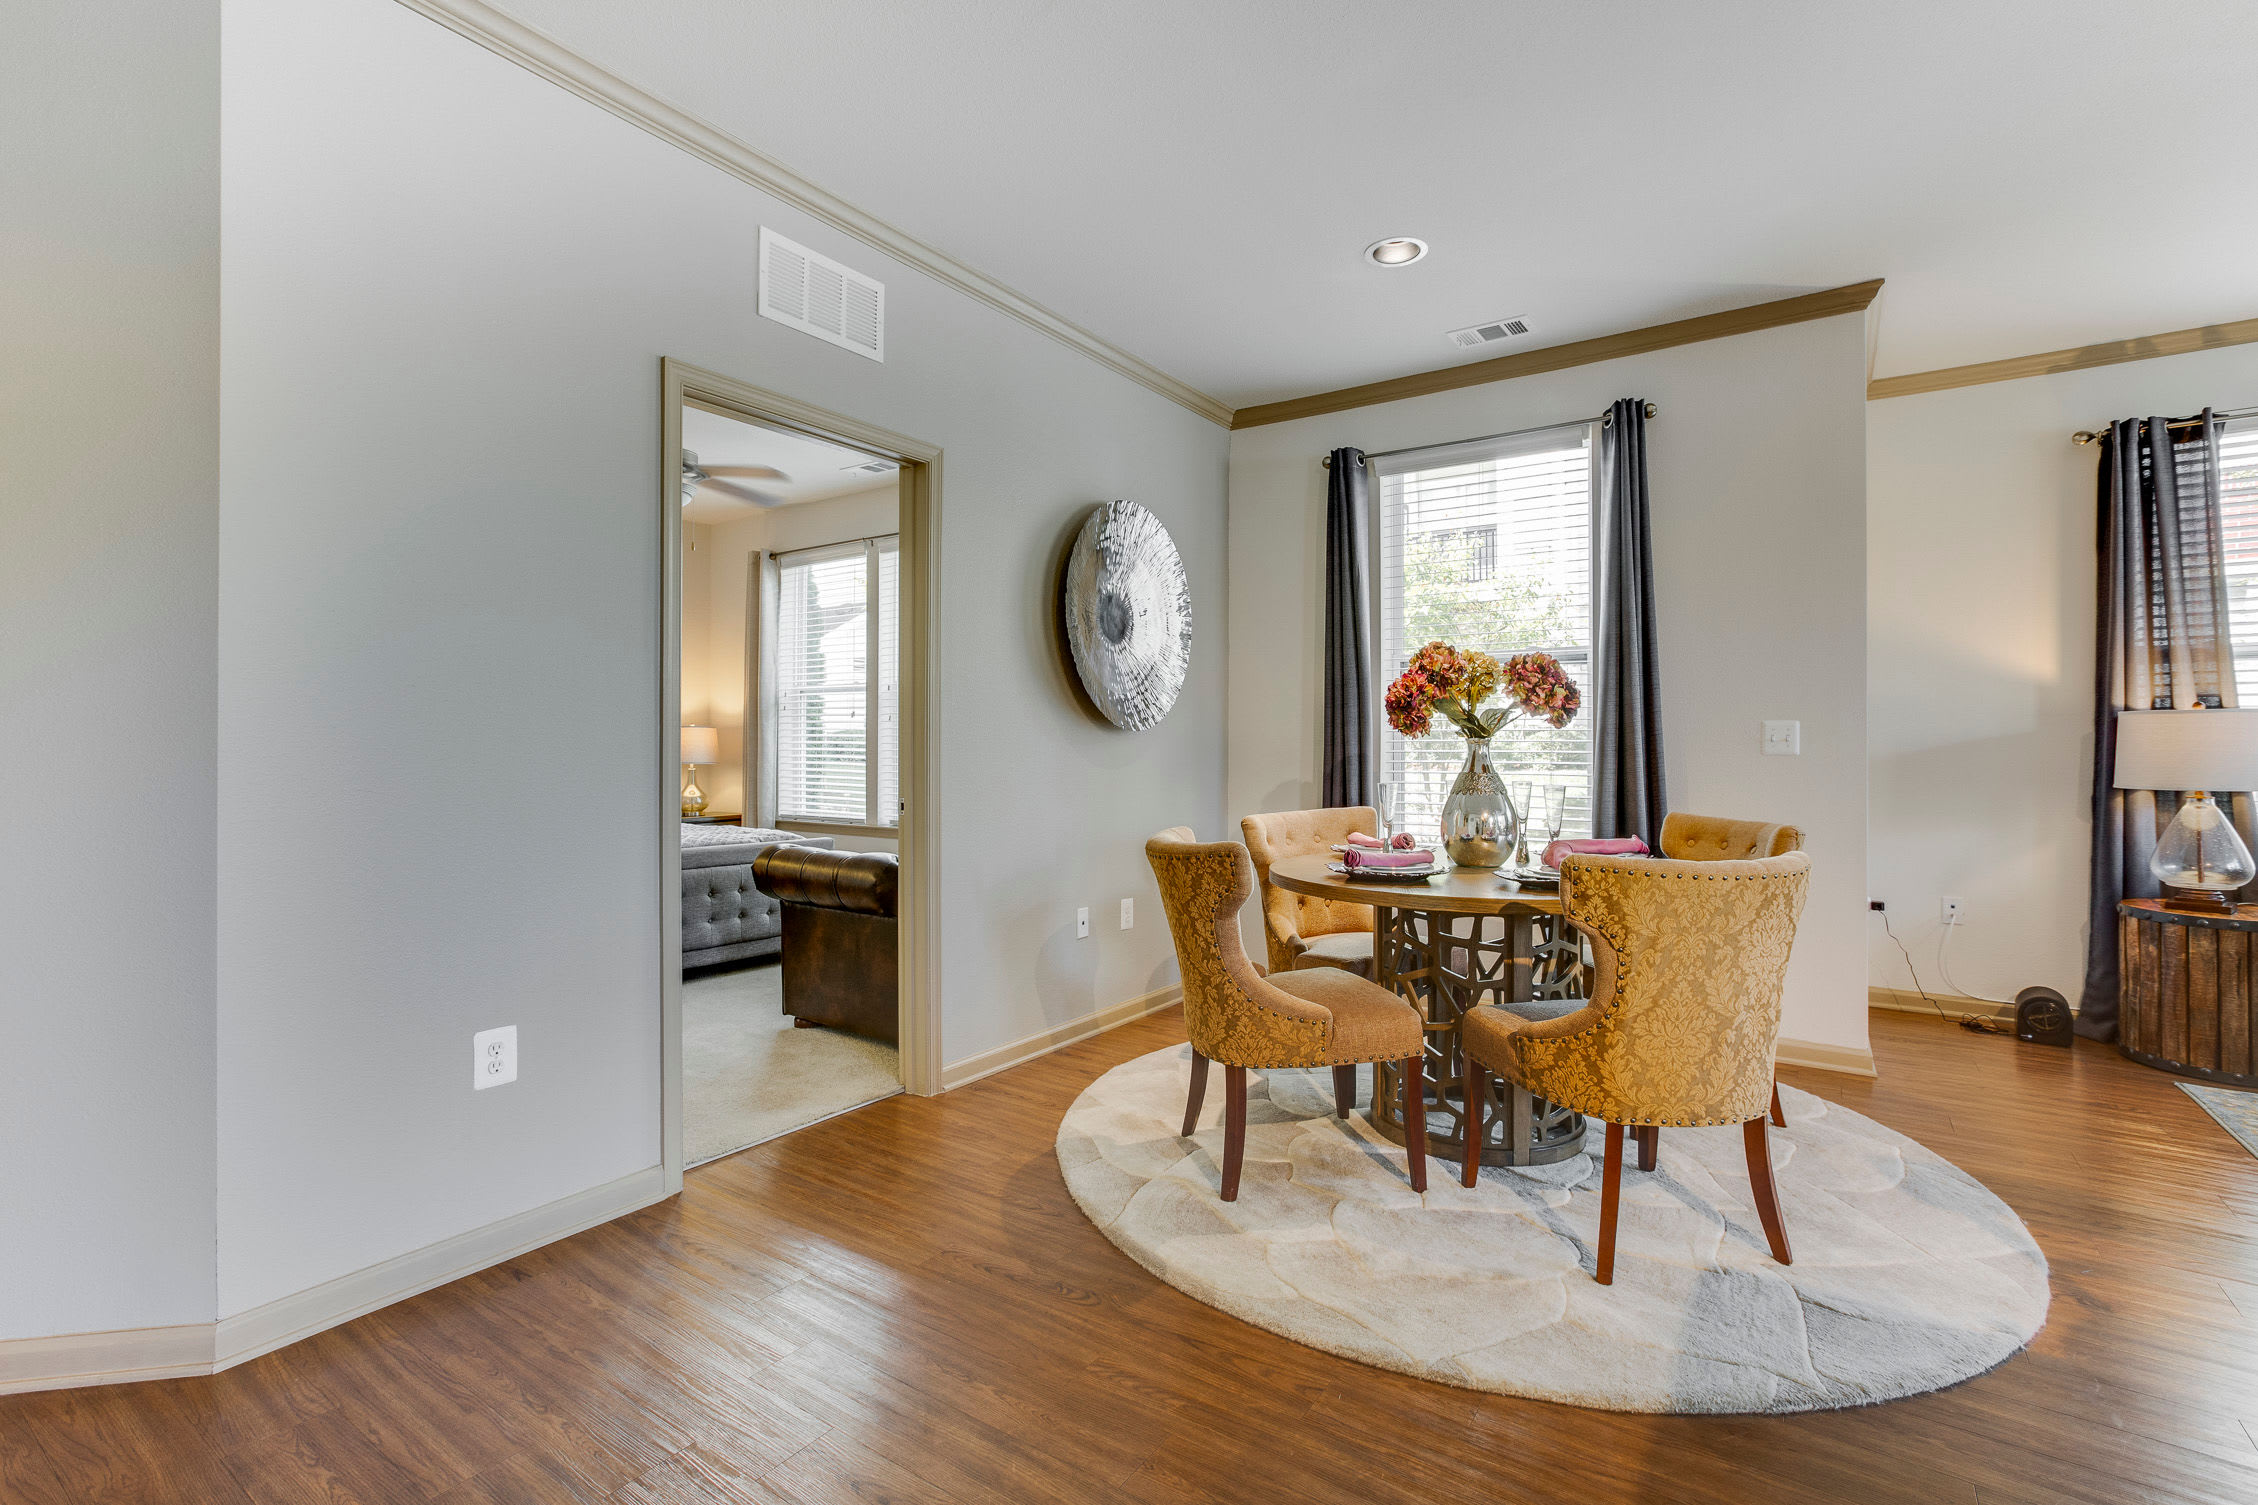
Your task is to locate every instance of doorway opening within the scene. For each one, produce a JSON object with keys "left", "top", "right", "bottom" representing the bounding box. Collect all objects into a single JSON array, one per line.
[{"left": 659, "top": 361, "right": 939, "bottom": 1183}]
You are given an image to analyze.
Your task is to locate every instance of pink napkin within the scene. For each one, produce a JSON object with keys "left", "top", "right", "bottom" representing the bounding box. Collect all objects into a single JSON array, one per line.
[
  {"left": 1542, "top": 836, "right": 1649, "bottom": 870},
  {"left": 1342, "top": 847, "right": 1436, "bottom": 869},
  {"left": 1344, "top": 831, "right": 1385, "bottom": 848}
]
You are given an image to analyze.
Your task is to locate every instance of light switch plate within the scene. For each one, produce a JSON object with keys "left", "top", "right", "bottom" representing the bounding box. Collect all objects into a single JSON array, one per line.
[
  {"left": 474, "top": 1025, "right": 518, "bottom": 1089},
  {"left": 1762, "top": 720, "right": 1800, "bottom": 756},
  {"left": 1076, "top": 906, "right": 1090, "bottom": 939},
  {"left": 1119, "top": 897, "right": 1134, "bottom": 930}
]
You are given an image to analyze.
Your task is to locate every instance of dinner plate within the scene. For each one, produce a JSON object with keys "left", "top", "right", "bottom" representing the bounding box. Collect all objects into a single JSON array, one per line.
[{"left": 1328, "top": 862, "right": 1441, "bottom": 882}]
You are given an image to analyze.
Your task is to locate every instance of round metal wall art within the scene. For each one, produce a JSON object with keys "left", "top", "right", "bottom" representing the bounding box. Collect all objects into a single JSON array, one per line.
[{"left": 1061, "top": 500, "right": 1192, "bottom": 731}]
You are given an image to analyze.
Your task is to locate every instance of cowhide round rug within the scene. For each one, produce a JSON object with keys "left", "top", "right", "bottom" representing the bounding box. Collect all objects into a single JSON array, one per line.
[{"left": 1056, "top": 1044, "right": 2048, "bottom": 1414}]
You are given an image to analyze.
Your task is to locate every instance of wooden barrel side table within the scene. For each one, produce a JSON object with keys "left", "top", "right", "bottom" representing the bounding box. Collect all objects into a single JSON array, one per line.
[{"left": 2118, "top": 898, "right": 2258, "bottom": 1086}]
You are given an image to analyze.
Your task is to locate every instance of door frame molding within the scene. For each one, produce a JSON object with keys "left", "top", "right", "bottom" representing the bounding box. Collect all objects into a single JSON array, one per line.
[{"left": 659, "top": 358, "right": 943, "bottom": 1194}]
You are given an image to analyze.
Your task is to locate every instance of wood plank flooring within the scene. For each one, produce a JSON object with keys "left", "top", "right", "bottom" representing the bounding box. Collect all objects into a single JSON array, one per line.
[{"left": 5, "top": 1009, "right": 2258, "bottom": 1504}]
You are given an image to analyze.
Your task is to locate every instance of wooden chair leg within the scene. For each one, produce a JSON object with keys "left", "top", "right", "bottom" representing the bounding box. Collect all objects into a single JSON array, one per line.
[
  {"left": 1635, "top": 1124, "right": 1658, "bottom": 1172},
  {"left": 1332, "top": 1063, "right": 1356, "bottom": 1119},
  {"left": 1596, "top": 1122, "right": 1625, "bottom": 1285},
  {"left": 1770, "top": 1078, "right": 1787, "bottom": 1129},
  {"left": 1220, "top": 1066, "right": 1248, "bottom": 1202},
  {"left": 1182, "top": 1050, "right": 1210, "bottom": 1138},
  {"left": 1743, "top": 1118, "right": 1792, "bottom": 1266},
  {"left": 1402, "top": 1053, "right": 1429, "bottom": 1193},
  {"left": 1461, "top": 1054, "right": 1484, "bottom": 1188}
]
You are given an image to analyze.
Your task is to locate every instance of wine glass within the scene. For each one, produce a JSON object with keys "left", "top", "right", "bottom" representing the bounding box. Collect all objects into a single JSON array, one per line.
[
  {"left": 1375, "top": 782, "right": 1397, "bottom": 846},
  {"left": 1544, "top": 784, "right": 1569, "bottom": 859}
]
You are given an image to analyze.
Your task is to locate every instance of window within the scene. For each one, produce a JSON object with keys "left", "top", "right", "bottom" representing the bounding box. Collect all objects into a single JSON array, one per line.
[
  {"left": 2221, "top": 417, "right": 2258, "bottom": 702},
  {"left": 776, "top": 535, "right": 899, "bottom": 826},
  {"left": 1376, "top": 426, "right": 1594, "bottom": 841}
]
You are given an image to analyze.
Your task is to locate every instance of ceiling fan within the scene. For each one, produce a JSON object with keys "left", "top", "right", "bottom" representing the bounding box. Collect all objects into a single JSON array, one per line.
[{"left": 681, "top": 450, "right": 789, "bottom": 508}]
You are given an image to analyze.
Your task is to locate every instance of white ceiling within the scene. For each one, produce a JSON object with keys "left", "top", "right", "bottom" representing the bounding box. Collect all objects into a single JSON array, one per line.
[
  {"left": 493, "top": 0, "right": 2258, "bottom": 409},
  {"left": 680, "top": 405, "right": 894, "bottom": 522}
]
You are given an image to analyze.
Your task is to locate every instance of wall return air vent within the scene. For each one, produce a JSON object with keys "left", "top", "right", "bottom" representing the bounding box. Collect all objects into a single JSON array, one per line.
[
  {"left": 1447, "top": 316, "right": 1531, "bottom": 351},
  {"left": 759, "top": 228, "right": 885, "bottom": 361}
]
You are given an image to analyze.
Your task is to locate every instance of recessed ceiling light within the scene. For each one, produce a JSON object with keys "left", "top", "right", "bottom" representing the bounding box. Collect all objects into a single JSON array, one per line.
[{"left": 1365, "top": 237, "right": 1428, "bottom": 268}]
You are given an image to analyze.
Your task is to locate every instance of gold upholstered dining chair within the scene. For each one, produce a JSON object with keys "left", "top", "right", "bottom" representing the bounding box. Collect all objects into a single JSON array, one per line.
[
  {"left": 1146, "top": 827, "right": 1431, "bottom": 1200},
  {"left": 1457, "top": 851, "right": 1811, "bottom": 1284},
  {"left": 1660, "top": 810, "right": 1805, "bottom": 1128},
  {"left": 1240, "top": 807, "right": 1379, "bottom": 977}
]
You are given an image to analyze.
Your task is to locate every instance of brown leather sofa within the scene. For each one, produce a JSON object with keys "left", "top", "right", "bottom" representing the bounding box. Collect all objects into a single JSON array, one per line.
[{"left": 751, "top": 846, "right": 899, "bottom": 1045}]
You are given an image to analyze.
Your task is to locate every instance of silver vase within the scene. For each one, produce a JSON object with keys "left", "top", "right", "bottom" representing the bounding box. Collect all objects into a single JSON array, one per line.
[{"left": 1440, "top": 736, "right": 1518, "bottom": 869}]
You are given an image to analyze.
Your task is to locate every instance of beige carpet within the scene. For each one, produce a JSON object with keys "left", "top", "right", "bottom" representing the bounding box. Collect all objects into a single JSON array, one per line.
[
  {"left": 1057, "top": 1044, "right": 2049, "bottom": 1413},
  {"left": 684, "top": 961, "right": 899, "bottom": 1166}
]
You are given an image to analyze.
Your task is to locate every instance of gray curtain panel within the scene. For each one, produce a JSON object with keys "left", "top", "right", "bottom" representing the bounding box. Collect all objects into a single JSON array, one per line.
[
  {"left": 1592, "top": 399, "right": 1667, "bottom": 844},
  {"left": 2079, "top": 410, "right": 2252, "bottom": 1039},
  {"left": 1322, "top": 447, "right": 1374, "bottom": 809}
]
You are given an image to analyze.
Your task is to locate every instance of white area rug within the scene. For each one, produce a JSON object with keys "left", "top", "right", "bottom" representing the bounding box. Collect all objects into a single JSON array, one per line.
[
  {"left": 1057, "top": 1044, "right": 2048, "bottom": 1414},
  {"left": 684, "top": 961, "right": 900, "bottom": 1166}
]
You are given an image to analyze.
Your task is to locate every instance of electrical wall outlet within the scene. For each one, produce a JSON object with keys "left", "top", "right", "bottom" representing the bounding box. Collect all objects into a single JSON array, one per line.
[
  {"left": 1940, "top": 896, "right": 1963, "bottom": 925},
  {"left": 1119, "top": 897, "right": 1134, "bottom": 930},
  {"left": 1076, "top": 906, "right": 1090, "bottom": 939},
  {"left": 473, "top": 1025, "right": 518, "bottom": 1089},
  {"left": 1762, "top": 719, "right": 1800, "bottom": 756}
]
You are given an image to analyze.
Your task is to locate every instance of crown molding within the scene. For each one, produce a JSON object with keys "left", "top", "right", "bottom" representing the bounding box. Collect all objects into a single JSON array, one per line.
[
  {"left": 392, "top": 0, "right": 1234, "bottom": 428},
  {"left": 1230, "top": 280, "right": 1885, "bottom": 430},
  {"left": 1866, "top": 313, "right": 2258, "bottom": 401}
]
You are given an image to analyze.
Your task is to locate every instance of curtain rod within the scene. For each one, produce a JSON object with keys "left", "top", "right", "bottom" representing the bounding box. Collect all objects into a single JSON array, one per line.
[
  {"left": 2072, "top": 404, "right": 2258, "bottom": 446},
  {"left": 1319, "top": 402, "right": 1656, "bottom": 468}
]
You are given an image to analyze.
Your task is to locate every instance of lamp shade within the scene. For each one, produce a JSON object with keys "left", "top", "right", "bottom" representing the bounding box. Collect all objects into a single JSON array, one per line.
[
  {"left": 679, "top": 725, "right": 720, "bottom": 766},
  {"left": 2112, "top": 709, "right": 2258, "bottom": 792}
]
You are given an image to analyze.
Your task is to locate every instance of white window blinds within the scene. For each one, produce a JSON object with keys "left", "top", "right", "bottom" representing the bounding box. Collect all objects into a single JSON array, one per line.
[
  {"left": 1376, "top": 425, "right": 1596, "bottom": 841},
  {"left": 2221, "top": 418, "right": 2258, "bottom": 704},
  {"left": 776, "top": 535, "right": 900, "bottom": 826}
]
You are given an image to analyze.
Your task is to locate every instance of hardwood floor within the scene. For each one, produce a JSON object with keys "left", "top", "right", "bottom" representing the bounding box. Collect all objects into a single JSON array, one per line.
[{"left": 6, "top": 1009, "right": 2258, "bottom": 1504}]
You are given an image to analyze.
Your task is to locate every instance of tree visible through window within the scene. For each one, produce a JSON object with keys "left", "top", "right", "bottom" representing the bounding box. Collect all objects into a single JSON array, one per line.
[{"left": 1377, "top": 428, "right": 1594, "bottom": 841}]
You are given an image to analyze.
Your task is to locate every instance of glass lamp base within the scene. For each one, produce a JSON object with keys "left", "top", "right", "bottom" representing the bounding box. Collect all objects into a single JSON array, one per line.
[
  {"left": 2149, "top": 791, "right": 2254, "bottom": 910},
  {"left": 681, "top": 768, "right": 707, "bottom": 817}
]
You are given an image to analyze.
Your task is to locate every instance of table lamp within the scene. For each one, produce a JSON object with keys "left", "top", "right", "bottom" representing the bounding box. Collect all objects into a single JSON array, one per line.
[
  {"left": 680, "top": 725, "right": 720, "bottom": 816},
  {"left": 2113, "top": 708, "right": 2258, "bottom": 913}
]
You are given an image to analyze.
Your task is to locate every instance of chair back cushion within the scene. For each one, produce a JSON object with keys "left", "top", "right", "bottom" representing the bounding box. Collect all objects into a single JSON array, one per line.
[
  {"left": 1239, "top": 807, "right": 1377, "bottom": 975},
  {"left": 1658, "top": 811, "right": 1803, "bottom": 862},
  {"left": 1146, "top": 827, "right": 1333, "bottom": 1068},
  {"left": 1524, "top": 852, "right": 1810, "bottom": 1125}
]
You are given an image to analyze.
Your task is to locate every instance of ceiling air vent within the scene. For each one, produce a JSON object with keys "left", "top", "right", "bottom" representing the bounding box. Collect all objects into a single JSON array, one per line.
[
  {"left": 841, "top": 459, "right": 897, "bottom": 475},
  {"left": 759, "top": 227, "right": 885, "bottom": 362},
  {"left": 1447, "top": 316, "right": 1532, "bottom": 350}
]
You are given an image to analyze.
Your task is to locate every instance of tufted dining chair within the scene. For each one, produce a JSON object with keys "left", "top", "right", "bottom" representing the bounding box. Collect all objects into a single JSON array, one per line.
[
  {"left": 1239, "top": 807, "right": 1379, "bottom": 978},
  {"left": 1660, "top": 811, "right": 1804, "bottom": 1128},
  {"left": 1146, "top": 827, "right": 1430, "bottom": 1200},
  {"left": 1458, "top": 852, "right": 1811, "bottom": 1284}
]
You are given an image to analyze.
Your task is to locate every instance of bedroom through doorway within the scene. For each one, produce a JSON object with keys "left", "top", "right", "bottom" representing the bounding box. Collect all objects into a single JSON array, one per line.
[{"left": 673, "top": 396, "right": 909, "bottom": 1166}]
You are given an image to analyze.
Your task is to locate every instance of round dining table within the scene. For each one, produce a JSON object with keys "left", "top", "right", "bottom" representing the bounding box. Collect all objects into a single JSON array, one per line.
[{"left": 1266, "top": 852, "right": 1590, "bottom": 1167}]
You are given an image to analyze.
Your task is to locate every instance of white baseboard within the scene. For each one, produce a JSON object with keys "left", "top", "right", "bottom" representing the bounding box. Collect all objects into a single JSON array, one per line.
[
  {"left": 0, "top": 1166, "right": 669, "bottom": 1395},
  {"left": 941, "top": 986, "right": 1182, "bottom": 1090},
  {"left": 214, "top": 1165, "right": 669, "bottom": 1369},
  {"left": 1775, "top": 1035, "right": 1879, "bottom": 1078},
  {"left": 1868, "top": 984, "right": 2022, "bottom": 1023},
  {"left": 0, "top": 1322, "right": 214, "bottom": 1396}
]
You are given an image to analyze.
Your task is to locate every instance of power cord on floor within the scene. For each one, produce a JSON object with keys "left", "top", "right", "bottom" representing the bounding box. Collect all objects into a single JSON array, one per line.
[
  {"left": 1937, "top": 921, "right": 2011, "bottom": 1033},
  {"left": 1876, "top": 908, "right": 2006, "bottom": 1034}
]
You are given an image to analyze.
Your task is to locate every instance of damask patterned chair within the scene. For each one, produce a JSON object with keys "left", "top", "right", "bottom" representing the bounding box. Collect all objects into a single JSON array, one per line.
[
  {"left": 1146, "top": 827, "right": 1430, "bottom": 1200},
  {"left": 1240, "top": 807, "right": 1379, "bottom": 977},
  {"left": 1457, "top": 852, "right": 1811, "bottom": 1284},
  {"left": 1660, "top": 810, "right": 1805, "bottom": 1127}
]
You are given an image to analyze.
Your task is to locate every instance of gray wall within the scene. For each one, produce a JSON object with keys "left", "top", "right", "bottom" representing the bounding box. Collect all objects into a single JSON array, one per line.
[
  {"left": 1226, "top": 314, "right": 1871, "bottom": 1056},
  {"left": 0, "top": 3, "right": 221, "bottom": 1338},
  {"left": 214, "top": 0, "right": 1226, "bottom": 1316}
]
